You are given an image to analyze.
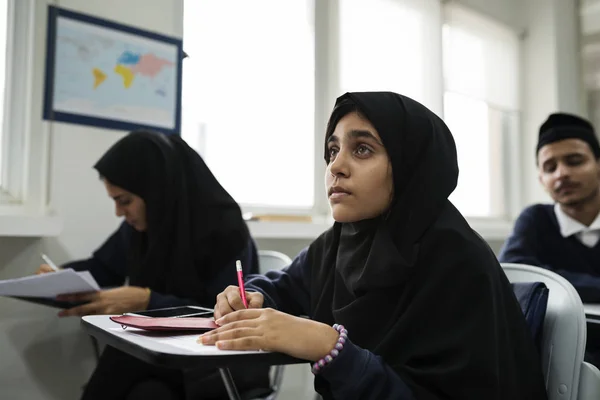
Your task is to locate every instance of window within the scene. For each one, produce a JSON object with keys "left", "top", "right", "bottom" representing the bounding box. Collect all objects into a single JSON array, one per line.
[
  {"left": 339, "top": 0, "right": 443, "bottom": 114},
  {"left": 1, "top": 0, "right": 28, "bottom": 206},
  {"left": 0, "top": 0, "right": 52, "bottom": 216},
  {"left": 182, "top": 0, "right": 314, "bottom": 210},
  {"left": 182, "top": 1, "right": 520, "bottom": 221},
  {"left": 443, "top": 4, "right": 520, "bottom": 218},
  {"left": 182, "top": 0, "right": 443, "bottom": 213}
]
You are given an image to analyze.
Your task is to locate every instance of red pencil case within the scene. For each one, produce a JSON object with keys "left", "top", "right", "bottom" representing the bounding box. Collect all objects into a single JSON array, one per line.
[{"left": 110, "top": 315, "right": 218, "bottom": 332}]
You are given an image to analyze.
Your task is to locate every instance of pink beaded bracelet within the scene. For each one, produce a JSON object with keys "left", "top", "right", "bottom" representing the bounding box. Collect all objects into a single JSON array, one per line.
[{"left": 312, "top": 324, "right": 347, "bottom": 374}]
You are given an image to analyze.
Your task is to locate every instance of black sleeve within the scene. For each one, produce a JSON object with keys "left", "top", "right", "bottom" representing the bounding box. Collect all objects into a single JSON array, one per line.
[
  {"left": 500, "top": 208, "right": 600, "bottom": 302},
  {"left": 149, "top": 237, "right": 257, "bottom": 310},
  {"left": 245, "top": 247, "right": 311, "bottom": 316},
  {"left": 318, "top": 339, "right": 415, "bottom": 400}
]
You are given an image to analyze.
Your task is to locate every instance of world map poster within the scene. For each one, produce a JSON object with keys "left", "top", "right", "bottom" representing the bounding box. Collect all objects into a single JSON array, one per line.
[{"left": 43, "top": 6, "right": 183, "bottom": 134}]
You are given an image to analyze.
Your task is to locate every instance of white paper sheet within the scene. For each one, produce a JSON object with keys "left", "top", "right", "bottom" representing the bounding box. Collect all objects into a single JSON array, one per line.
[
  {"left": 0, "top": 269, "right": 100, "bottom": 297},
  {"left": 109, "top": 327, "right": 266, "bottom": 355}
]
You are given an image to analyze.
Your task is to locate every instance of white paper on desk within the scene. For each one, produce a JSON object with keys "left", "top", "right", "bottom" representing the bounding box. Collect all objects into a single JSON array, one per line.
[
  {"left": 0, "top": 269, "right": 100, "bottom": 297},
  {"left": 110, "top": 328, "right": 266, "bottom": 355}
]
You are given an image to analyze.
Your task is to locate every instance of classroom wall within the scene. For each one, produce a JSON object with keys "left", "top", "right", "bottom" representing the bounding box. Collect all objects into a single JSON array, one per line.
[{"left": 0, "top": 0, "right": 585, "bottom": 399}]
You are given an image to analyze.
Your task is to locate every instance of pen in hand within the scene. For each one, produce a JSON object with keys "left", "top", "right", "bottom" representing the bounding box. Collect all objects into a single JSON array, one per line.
[
  {"left": 236, "top": 260, "right": 248, "bottom": 309},
  {"left": 41, "top": 254, "right": 60, "bottom": 272}
]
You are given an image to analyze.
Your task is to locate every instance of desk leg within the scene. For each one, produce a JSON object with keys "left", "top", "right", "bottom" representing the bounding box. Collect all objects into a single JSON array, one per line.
[
  {"left": 219, "top": 368, "right": 242, "bottom": 400},
  {"left": 90, "top": 337, "right": 101, "bottom": 362}
]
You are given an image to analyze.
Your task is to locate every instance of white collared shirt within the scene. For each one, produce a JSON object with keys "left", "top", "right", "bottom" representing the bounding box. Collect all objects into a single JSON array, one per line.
[{"left": 554, "top": 203, "right": 600, "bottom": 247}]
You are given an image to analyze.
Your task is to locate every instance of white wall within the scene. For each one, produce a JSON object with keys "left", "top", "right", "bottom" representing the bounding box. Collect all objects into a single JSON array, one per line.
[{"left": 0, "top": 0, "right": 585, "bottom": 399}]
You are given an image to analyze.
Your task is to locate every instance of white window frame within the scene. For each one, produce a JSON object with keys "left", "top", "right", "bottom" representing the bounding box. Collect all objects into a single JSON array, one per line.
[
  {"left": 441, "top": 2, "right": 523, "bottom": 236},
  {"left": 181, "top": 0, "right": 332, "bottom": 221},
  {"left": 0, "top": 0, "right": 60, "bottom": 235},
  {"left": 244, "top": 0, "right": 338, "bottom": 224},
  {"left": 186, "top": 0, "right": 521, "bottom": 240}
]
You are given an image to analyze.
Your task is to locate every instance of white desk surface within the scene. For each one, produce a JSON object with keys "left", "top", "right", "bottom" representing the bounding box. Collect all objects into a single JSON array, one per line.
[
  {"left": 81, "top": 315, "right": 305, "bottom": 369},
  {"left": 585, "top": 304, "right": 600, "bottom": 317},
  {"left": 83, "top": 315, "right": 263, "bottom": 356}
]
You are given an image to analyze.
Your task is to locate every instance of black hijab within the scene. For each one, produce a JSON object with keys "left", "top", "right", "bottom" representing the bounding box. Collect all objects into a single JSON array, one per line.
[
  {"left": 94, "top": 130, "right": 250, "bottom": 302},
  {"left": 309, "top": 92, "right": 547, "bottom": 399}
]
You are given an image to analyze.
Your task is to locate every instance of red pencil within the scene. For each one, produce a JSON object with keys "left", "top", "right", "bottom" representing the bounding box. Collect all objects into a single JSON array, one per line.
[{"left": 236, "top": 260, "right": 248, "bottom": 308}]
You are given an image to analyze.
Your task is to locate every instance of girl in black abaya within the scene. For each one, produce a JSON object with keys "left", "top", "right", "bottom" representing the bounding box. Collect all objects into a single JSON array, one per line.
[
  {"left": 204, "top": 92, "right": 548, "bottom": 399},
  {"left": 37, "top": 131, "right": 270, "bottom": 399}
]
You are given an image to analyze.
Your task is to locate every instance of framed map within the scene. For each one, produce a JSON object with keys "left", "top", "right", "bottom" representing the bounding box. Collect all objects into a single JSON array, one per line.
[{"left": 43, "top": 6, "right": 183, "bottom": 134}]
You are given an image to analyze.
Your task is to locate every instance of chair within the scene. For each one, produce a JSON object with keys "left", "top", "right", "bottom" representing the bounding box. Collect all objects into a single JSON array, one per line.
[
  {"left": 257, "top": 250, "right": 293, "bottom": 274},
  {"left": 249, "top": 250, "right": 292, "bottom": 400},
  {"left": 501, "top": 263, "right": 600, "bottom": 400},
  {"left": 511, "top": 281, "right": 548, "bottom": 352}
]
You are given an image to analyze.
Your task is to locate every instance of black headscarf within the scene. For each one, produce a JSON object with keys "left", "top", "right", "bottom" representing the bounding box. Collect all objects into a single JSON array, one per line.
[
  {"left": 94, "top": 130, "right": 250, "bottom": 302},
  {"left": 309, "top": 92, "right": 547, "bottom": 399}
]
